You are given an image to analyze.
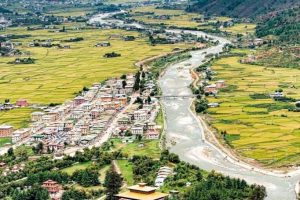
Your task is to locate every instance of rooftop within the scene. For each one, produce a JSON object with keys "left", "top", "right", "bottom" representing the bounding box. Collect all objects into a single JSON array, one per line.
[{"left": 115, "top": 183, "right": 168, "bottom": 200}]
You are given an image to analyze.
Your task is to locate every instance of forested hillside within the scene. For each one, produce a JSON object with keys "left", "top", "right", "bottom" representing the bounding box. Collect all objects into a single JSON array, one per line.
[
  {"left": 186, "top": 0, "right": 299, "bottom": 43},
  {"left": 186, "top": 0, "right": 299, "bottom": 18},
  {"left": 256, "top": 7, "right": 299, "bottom": 44}
]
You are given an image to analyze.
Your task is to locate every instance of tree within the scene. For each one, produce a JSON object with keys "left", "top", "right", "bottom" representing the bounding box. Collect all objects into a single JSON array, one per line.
[
  {"left": 104, "top": 165, "right": 123, "bottom": 200},
  {"left": 11, "top": 186, "right": 49, "bottom": 200},
  {"left": 122, "top": 80, "right": 127, "bottom": 89},
  {"left": 120, "top": 74, "right": 126, "bottom": 79},
  {"left": 195, "top": 99, "right": 208, "bottom": 113},
  {"left": 147, "top": 96, "right": 151, "bottom": 104},
  {"left": 62, "top": 188, "right": 88, "bottom": 200},
  {"left": 33, "top": 142, "right": 43, "bottom": 154},
  {"left": 72, "top": 169, "right": 100, "bottom": 187},
  {"left": 249, "top": 184, "right": 267, "bottom": 200},
  {"left": 7, "top": 147, "right": 14, "bottom": 157},
  {"left": 136, "top": 134, "right": 142, "bottom": 141},
  {"left": 133, "top": 71, "right": 140, "bottom": 91}
]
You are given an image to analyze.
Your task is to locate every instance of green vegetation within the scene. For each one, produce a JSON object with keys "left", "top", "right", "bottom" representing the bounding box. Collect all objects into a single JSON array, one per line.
[
  {"left": 252, "top": 47, "right": 300, "bottom": 68},
  {"left": 149, "top": 52, "right": 191, "bottom": 78},
  {"left": 72, "top": 168, "right": 100, "bottom": 187},
  {"left": 0, "top": 137, "right": 12, "bottom": 148},
  {"left": 104, "top": 166, "right": 123, "bottom": 200},
  {"left": 61, "top": 161, "right": 92, "bottom": 175},
  {"left": 256, "top": 7, "right": 299, "bottom": 44},
  {"left": 186, "top": 0, "right": 299, "bottom": 18},
  {"left": 112, "top": 139, "right": 161, "bottom": 159},
  {"left": 116, "top": 160, "right": 134, "bottom": 185},
  {"left": 207, "top": 55, "right": 300, "bottom": 167}
]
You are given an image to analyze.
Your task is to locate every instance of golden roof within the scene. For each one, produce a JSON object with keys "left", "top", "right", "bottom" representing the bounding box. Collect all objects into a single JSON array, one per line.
[
  {"left": 115, "top": 191, "right": 168, "bottom": 200},
  {"left": 115, "top": 183, "right": 168, "bottom": 200}
]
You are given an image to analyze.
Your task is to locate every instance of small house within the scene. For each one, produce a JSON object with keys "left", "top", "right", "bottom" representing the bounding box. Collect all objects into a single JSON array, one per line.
[{"left": 16, "top": 99, "right": 28, "bottom": 107}]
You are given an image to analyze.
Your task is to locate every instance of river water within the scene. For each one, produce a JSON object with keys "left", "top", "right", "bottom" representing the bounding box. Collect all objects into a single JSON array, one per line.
[{"left": 90, "top": 13, "right": 299, "bottom": 200}]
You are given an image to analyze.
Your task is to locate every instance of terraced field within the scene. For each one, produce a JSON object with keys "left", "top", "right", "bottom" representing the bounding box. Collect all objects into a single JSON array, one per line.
[{"left": 207, "top": 56, "right": 300, "bottom": 167}]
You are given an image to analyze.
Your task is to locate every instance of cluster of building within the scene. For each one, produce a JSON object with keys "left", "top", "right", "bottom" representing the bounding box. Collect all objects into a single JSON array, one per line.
[
  {"left": 154, "top": 166, "right": 174, "bottom": 187},
  {"left": 0, "top": 74, "right": 136, "bottom": 153},
  {"left": 0, "top": 99, "right": 28, "bottom": 111},
  {"left": 113, "top": 80, "right": 161, "bottom": 141},
  {"left": 204, "top": 80, "right": 226, "bottom": 95},
  {"left": 0, "top": 39, "right": 22, "bottom": 56}
]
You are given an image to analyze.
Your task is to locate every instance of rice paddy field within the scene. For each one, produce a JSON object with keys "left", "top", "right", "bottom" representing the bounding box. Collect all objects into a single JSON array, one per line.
[
  {"left": 0, "top": 108, "right": 34, "bottom": 129},
  {"left": 0, "top": 25, "right": 191, "bottom": 110},
  {"left": 221, "top": 23, "right": 256, "bottom": 35},
  {"left": 207, "top": 56, "right": 300, "bottom": 168},
  {"left": 129, "top": 6, "right": 201, "bottom": 28}
]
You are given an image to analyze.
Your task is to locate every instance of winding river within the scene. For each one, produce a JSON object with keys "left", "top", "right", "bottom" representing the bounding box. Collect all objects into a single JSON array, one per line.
[{"left": 90, "top": 13, "right": 299, "bottom": 200}]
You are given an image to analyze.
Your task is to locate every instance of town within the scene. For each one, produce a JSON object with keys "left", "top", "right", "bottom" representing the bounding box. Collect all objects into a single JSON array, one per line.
[{"left": 0, "top": 69, "right": 162, "bottom": 156}]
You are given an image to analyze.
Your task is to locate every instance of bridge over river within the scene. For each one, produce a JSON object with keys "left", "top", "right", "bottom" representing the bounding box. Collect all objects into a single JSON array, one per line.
[{"left": 155, "top": 95, "right": 197, "bottom": 99}]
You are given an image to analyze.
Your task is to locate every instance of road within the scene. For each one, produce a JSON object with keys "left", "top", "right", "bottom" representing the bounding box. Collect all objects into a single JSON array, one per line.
[{"left": 63, "top": 93, "right": 137, "bottom": 156}]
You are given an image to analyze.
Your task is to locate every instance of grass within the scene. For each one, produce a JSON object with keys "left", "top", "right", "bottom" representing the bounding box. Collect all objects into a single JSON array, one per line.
[
  {"left": 99, "top": 165, "right": 110, "bottom": 183},
  {"left": 155, "top": 107, "right": 163, "bottom": 127},
  {"left": 0, "top": 108, "right": 34, "bottom": 129},
  {"left": 0, "top": 137, "right": 12, "bottom": 147},
  {"left": 61, "top": 161, "right": 92, "bottom": 175},
  {"left": 206, "top": 56, "right": 300, "bottom": 167},
  {"left": 116, "top": 160, "right": 134, "bottom": 185},
  {"left": 111, "top": 138, "right": 161, "bottom": 159}
]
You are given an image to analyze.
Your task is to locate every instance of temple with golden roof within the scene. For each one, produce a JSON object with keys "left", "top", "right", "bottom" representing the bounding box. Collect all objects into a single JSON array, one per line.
[{"left": 115, "top": 183, "right": 168, "bottom": 200}]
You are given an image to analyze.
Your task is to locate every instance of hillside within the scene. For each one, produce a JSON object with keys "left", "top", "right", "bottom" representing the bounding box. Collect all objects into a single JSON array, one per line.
[
  {"left": 186, "top": 0, "right": 299, "bottom": 18},
  {"left": 256, "top": 7, "right": 300, "bottom": 44}
]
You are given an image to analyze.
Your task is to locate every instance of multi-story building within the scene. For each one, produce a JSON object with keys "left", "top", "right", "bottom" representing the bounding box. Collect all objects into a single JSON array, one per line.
[{"left": 0, "top": 125, "right": 13, "bottom": 137}]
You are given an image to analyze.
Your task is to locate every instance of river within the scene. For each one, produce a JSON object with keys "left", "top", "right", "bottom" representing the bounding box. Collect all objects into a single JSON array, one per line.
[{"left": 89, "top": 12, "right": 299, "bottom": 200}]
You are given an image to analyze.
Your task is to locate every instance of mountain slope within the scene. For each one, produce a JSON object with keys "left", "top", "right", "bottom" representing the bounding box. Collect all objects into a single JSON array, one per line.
[
  {"left": 256, "top": 7, "right": 300, "bottom": 44},
  {"left": 186, "top": 0, "right": 299, "bottom": 18}
]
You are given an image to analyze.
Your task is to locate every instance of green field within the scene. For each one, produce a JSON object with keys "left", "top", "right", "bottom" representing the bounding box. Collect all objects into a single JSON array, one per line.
[
  {"left": 61, "top": 161, "right": 92, "bottom": 175},
  {"left": 0, "top": 137, "right": 12, "bottom": 148},
  {"left": 112, "top": 138, "right": 161, "bottom": 159},
  {"left": 206, "top": 56, "right": 300, "bottom": 167},
  {"left": 116, "top": 160, "right": 134, "bottom": 185}
]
